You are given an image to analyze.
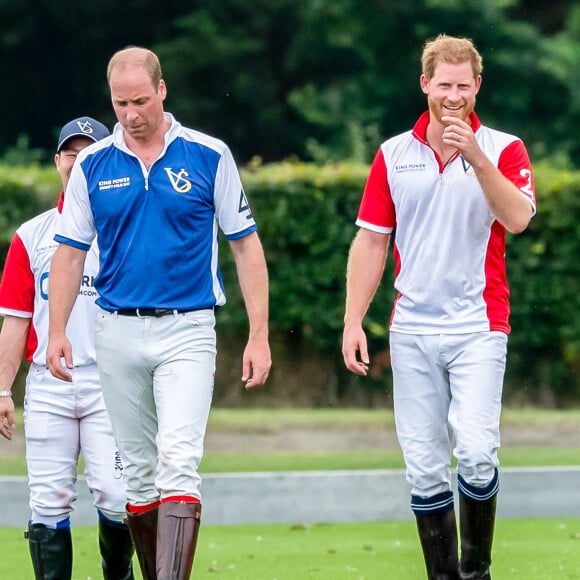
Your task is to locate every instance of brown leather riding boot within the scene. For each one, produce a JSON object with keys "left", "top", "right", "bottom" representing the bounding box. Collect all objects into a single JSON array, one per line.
[
  {"left": 416, "top": 509, "right": 460, "bottom": 579},
  {"left": 125, "top": 506, "right": 159, "bottom": 580},
  {"left": 156, "top": 501, "right": 201, "bottom": 580}
]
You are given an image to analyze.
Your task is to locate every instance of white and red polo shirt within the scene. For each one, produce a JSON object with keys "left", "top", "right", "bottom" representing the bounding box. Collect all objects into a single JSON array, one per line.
[
  {"left": 357, "top": 111, "right": 536, "bottom": 335},
  {"left": 0, "top": 193, "right": 100, "bottom": 365}
]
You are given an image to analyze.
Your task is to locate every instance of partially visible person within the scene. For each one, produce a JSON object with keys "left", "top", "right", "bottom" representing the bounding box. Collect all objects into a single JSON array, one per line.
[
  {"left": 342, "top": 35, "right": 535, "bottom": 579},
  {"left": 46, "top": 47, "right": 271, "bottom": 579},
  {"left": 0, "top": 117, "right": 134, "bottom": 580}
]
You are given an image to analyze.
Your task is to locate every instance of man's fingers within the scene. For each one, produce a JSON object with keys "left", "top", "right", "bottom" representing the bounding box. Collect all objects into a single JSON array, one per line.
[
  {"left": 345, "top": 357, "right": 369, "bottom": 376},
  {"left": 342, "top": 328, "right": 370, "bottom": 376},
  {"left": 47, "top": 339, "right": 74, "bottom": 382},
  {"left": 241, "top": 342, "right": 271, "bottom": 389},
  {"left": 243, "top": 364, "right": 270, "bottom": 389},
  {"left": 47, "top": 358, "right": 73, "bottom": 382},
  {"left": 0, "top": 420, "right": 13, "bottom": 441}
]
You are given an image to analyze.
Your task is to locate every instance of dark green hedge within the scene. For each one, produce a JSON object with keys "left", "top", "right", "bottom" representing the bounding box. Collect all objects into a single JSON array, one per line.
[
  {"left": 233, "top": 161, "right": 395, "bottom": 351},
  {"left": 1, "top": 161, "right": 579, "bottom": 404},
  {"left": 0, "top": 165, "right": 58, "bottom": 269},
  {"left": 507, "top": 163, "right": 580, "bottom": 402}
]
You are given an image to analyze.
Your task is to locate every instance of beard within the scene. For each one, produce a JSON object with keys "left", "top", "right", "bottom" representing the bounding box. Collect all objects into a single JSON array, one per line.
[{"left": 428, "top": 95, "right": 476, "bottom": 125}]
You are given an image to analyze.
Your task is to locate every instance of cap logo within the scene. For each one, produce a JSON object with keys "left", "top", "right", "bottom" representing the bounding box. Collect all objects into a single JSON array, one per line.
[{"left": 77, "top": 120, "right": 94, "bottom": 135}]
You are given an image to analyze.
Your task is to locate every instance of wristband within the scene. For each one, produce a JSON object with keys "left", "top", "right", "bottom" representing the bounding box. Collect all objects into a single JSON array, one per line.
[{"left": 0, "top": 390, "right": 12, "bottom": 398}]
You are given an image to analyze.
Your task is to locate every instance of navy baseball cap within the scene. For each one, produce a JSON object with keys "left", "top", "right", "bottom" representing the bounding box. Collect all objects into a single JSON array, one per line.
[{"left": 57, "top": 116, "right": 110, "bottom": 152}]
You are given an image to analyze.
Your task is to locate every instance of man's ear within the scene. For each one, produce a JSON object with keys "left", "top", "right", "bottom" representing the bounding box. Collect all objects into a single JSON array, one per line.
[
  {"left": 158, "top": 79, "right": 167, "bottom": 101},
  {"left": 420, "top": 74, "right": 429, "bottom": 95}
]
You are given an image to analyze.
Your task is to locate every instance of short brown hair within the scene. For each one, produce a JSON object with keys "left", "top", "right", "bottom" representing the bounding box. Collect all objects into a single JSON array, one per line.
[
  {"left": 421, "top": 34, "right": 483, "bottom": 80},
  {"left": 107, "top": 46, "right": 163, "bottom": 89}
]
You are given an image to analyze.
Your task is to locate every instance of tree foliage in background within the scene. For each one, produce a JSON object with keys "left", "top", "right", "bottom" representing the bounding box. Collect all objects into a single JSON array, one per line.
[
  {"left": 1, "top": 0, "right": 580, "bottom": 166},
  {"left": 538, "top": 4, "right": 580, "bottom": 165}
]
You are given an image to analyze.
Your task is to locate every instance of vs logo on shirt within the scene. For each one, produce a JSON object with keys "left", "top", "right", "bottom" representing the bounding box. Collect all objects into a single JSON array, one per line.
[{"left": 164, "top": 167, "right": 192, "bottom": 193}]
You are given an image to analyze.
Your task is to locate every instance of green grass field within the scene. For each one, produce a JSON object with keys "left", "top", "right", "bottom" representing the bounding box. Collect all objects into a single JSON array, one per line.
[
  {"left": 3, "top": 519, "right": 580, "bottom": 579},
  {"left": 2, "top": 407, "right": 580, "bottom": 475}
]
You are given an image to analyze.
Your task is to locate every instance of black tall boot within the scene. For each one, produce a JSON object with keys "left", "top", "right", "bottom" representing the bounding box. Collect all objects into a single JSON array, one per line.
[
  {"left": 416, "top": 509, "right": 460, "bottom": 580},
  {"left": 458, "top": 494, "right": 496, "bottom": 579},
  {"left": 26, "top": 523, "right": 73, "bottom": 580},
  {"left": 98, "top": 517, "right": 135, "bottom": 580},
  {"left": 156, "top": 501, "right": 201, "bottom": 580},
  {"left": 126, "top": 506, "right": 158, "bottom": 580}
]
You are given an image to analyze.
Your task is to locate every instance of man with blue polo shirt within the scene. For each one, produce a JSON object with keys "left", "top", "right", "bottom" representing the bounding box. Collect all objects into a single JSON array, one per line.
[{"left": 47, "top": 46, "right": 271, "bottom": 579}]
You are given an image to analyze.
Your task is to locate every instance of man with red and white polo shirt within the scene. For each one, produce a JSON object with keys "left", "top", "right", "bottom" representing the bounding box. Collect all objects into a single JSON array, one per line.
[{"left": 343, "top": 35, "right": 535, "bottom": 579}]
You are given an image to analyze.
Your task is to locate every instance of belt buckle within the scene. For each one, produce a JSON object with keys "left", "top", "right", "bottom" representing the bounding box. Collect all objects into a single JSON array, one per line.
[
  {"left": 152, "top": 308, "right": 173, "bottom": 317},
  {"left": 135, "top": 308, "right": 175, "bottom": 317},
  {"left": 135, "top": 308, "right": 157, "bottom": 317}
]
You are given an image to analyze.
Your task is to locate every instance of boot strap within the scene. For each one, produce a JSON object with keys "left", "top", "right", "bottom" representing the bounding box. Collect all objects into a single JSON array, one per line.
[{"left": 164, "top": 501, "right": 202, "bottom": 520}]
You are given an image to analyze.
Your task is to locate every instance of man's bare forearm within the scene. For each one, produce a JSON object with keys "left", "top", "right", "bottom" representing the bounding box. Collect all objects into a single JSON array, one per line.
[{"left": 48, "top": 244, "right": 87, "bottom": 337}]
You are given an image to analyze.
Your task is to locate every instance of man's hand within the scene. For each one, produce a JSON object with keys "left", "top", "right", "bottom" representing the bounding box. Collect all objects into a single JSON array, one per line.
[
  {"left": 47, "top": 243, "right": 87, "bottom": 381},
  {"left": 0, "top": 396, "right": 16, "bottom": 440},
  {"left": 441, "top": 115, "right": 533, "bottom": 234},
  {"left": 46, "top": 335, "right": 74, "bottom": 382},
  {"left": 241, "top": 336, "right": 271, "bottom": 389},
  {"left": 441, "top": 115, "right": 478, "bottom": 162},
  {"left": 342, "top": 325, "right": 370, "bottom": 376}
]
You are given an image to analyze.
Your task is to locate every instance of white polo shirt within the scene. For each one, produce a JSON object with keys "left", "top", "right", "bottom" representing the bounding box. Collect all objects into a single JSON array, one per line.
[
  {"left": 357, "top": 111, "right": 536, "bottom": 335},
  {"left": 0, "top": 194, "right": 100, "bottom": 365}
]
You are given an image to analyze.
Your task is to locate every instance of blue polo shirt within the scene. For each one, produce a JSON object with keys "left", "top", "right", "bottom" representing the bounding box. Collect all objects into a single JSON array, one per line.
[{"left": 55, "top": 113, "right": 257, "bottom": 311}]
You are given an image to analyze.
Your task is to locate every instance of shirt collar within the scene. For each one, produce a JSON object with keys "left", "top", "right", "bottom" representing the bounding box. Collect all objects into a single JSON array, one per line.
[{"left": 112, "top": 112, "right": 180, "bottom": 149}]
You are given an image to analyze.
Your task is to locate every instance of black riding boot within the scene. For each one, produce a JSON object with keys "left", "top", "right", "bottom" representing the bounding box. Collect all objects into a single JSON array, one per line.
[
  {"left": 416, "top": 509, "right": 460, "bottom": 580},
  {"left": 99, "top": 517, "right": 135, "bottom": 580},
  {"left": 26, "top": 523, "right": 73, "bottom": 580},
  {"left": 458, "top": 494, "right": 496, "bottom": 579}
]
